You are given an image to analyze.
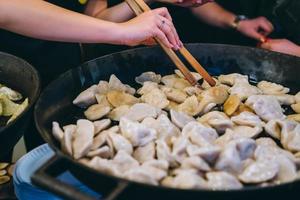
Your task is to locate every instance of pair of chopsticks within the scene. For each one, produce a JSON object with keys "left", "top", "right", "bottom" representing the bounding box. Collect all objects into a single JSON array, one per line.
[{"left": 125, "top": 0, "right": 216, "bottom": 87}]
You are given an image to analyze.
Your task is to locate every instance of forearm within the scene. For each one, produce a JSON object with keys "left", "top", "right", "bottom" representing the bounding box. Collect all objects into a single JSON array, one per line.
[
  {"left": 85, "top": 0, "right": 135, "bottom": 23},
  {"left": 0, "top": 0, "right": 123, "bottom": 44},
  {"left": 190, "top": 2, "right": 236, "bottom": 29}
]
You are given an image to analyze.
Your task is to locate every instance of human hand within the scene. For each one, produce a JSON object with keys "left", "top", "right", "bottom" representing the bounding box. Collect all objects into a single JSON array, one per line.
[
  {"left": 260, "top": 39, "right": 300, "bottom": 57},
  {"left": 119, "top": 7, "right": 182, "bottom": 49},
  {"left": 237, "top": 16, "right": 273, "bottom": 42}
]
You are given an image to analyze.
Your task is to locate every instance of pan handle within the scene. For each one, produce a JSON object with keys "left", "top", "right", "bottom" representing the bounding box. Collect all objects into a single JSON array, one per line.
[{"left": 31, "top": 155, "right": 128, "bottom": 200}]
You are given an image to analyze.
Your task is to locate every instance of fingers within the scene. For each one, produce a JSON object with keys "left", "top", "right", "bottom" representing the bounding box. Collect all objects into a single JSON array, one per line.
[
  {"left": 153, "top": 7, "right": 172, "bottom": 22},
  {"left": 158, "top": 15, "right": 181, "bottom": 49},
  {"left": 257, "top": 17, "right": 274, "bottom": 34},
  {"left": 154, "top": 27, "right": 173, "bottom": 48}
]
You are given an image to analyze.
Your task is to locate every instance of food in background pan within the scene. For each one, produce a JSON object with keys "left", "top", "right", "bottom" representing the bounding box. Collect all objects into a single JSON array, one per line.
[
  {"left": 0, "top": 84, "right": 29, "bottom": 125},
  {"left": 52, "top": 71, "right": 300, "bottom": 190}
]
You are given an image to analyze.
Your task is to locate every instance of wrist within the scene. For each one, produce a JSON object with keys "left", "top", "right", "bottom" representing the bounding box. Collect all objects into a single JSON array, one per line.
[{"left": 230, "top": 15, "right": 249, "bottom": 30}]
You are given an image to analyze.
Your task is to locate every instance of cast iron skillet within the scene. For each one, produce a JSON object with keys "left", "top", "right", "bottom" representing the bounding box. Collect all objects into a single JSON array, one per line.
[
  {"left": 32, "top": 44, "right": 300, "bottom": 200},
  {"left": 0, "top": 52, "right": 40, "bottom": 158}
]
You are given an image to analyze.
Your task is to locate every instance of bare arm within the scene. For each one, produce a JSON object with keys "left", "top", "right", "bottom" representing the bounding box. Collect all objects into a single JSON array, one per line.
[
  {"left": 0, "top": 0, "right": 123, "bottom": 44},
  {"left": 0, "top": 0, "right": 181, "bottom": 48},
  {"left": 190, "top": 2, "right": 235, "bottom": 29},
  {"left": 84, "top": 0, "right": 136, "bottom": 23}
]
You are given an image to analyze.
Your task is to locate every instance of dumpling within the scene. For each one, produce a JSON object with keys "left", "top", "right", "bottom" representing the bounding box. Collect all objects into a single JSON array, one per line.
[
  {"left": 84, "top": 104, "right": 110, "bottom": 121},
  {"left": 107, "top": 90, "right": 139, "bottom": 108},
  {"left": 272, "top": 94, "right": 295, "bottom": 105},
  {"left": 107, "top": 105, "right": 130, "bottom": 121},
  {"left": 123, "top": 167, "right": 158, "bottom": 185},
  {"left": 231, "top": 125, "right": 263, "bottom": 138},
  {"left": 86, "top": 146, "right": 111, "bottom": 158},
  {"left": 291, "top": 103, "right": 300, "bottom": 114},
  {"left": 156, "top": 140, "right": 177, "bottom": 167},
  {"left": 231, "top": 111, "right": 263, "bottom": 127},
  {"left": 107, "top": 132, "right": 133, "bottom": 154},
  {"left": 112, "top": 150, "right": 139, "bottom": 173},
  {"left": 174, "top": 69, "right": 202, "bottom": 81},
  {"left": 135, "top": 71, "right": 161, "bottom": 85},
  {"left": 141, "top": 88, "right": 169, "bottom": 109},
  {"left": 198, "top": 111, "right": 234, "bottom": 134},
  {"left": 218, "top": 73, "right": 248, "bottom": 86},
  {"left": 93, "top": 119, "right": 111, "bottom": 135},
  {"left": 124, "top": 103, "right": 161, "bottom": 122},
  {"left": 73, "top": 85, "right": 98, "bottom": 108},
  {"left": 186, "top": 145, "right": 221, "bottom": 165},
  {"left": 181, "top": 156, "right": 211, "bottom": 172},
  {"left": 257, "top": 81, "right": 289, "bottom": 95},
  {"left": 119, "top": 117, "right": 157, "bottom": 147},
  {"left": 238, "top": 160, "right": 279, "bottom": 184},
  {"left": 182, "top": 121, "right": 218, "bottom": 147},
  {"left": 206, "top": 172, "right": 243, "bottom": 190},
  {"left": 72, "top": 119, "right": 94, "bottom": 159},
  {"left": 229, "top": 82, "right": 262, "bottom": 101},
  {"left": 295, "top": 92, "right": 300, "bottom": 103},
  {"left": 52, "top": 121, "right": 64, "bottom": 141},
  {"left": 108, "top": 74, "right": 135, "bottom": 94},
  {"left": 133, "top": 142, "right": 155, "bottom": 163},
  {"left": 170, "top": 109, "right": 195, "bottom": 129},
  {"left": 177, "top": 95, "right": 199, "bottom": 116},
  {"left": 161, "top": 86, "right": 187, "bottom": 104},
  {"left": 171, "top": 136, "right": 190, "bottom": 162},
  {"left": 161, "top": 75, "right": 191, "bottom": 90},
  {"left": 137, "top": 81, "right": 159, "bottom": 95},
  {"left": 245, "top": 95, "right": 285, "bottom": 121},
  {"left": 95, "top": 94, "right": 111, "bottom": 108}
]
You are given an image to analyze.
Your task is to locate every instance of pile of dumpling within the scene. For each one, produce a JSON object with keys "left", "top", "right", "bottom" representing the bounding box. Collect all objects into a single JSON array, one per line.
[{"left": 52, "top": 70, "right": 300, "bottom": 190}]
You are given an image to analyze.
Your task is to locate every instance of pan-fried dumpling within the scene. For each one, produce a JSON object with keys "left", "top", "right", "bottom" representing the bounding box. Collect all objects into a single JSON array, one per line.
[
  {"left": 107, "top": 90, "right": 139, "bottom": 108},
  {"left": 257, "top": 81, "right": 289, "bottom": 95},
  {"left": 206, "top": 172, "right": 243, "bottom": 190},
  {"left": 273, "top": 155, "right": 297, "bottom": 183},
  {"left": 177, "top": 95, "right": 199, "bottom": 116},
  {"left": 198, "top": 111, "right": 233, "bottom": 134},
  {"left": 170, "top": 109, "right": 195, "bottom": 129},
  {"left": 72, "top": 119, "right": 94, "bottom": 159},
  {"left": 231, "top": 111, "right": 263, "bottom": 127},
  {"left": 141, "top": 88, "right": 169, "bottom": 109},
  {"left": 162, "top": 169, "right": 207, "bottom": 189},
  {"left": 272, "top": 94, "right": 295, "bottom": 105},
  {"left": 184, "top": 86, "right": 203, "bottom": 96},
  {"left": 85, "top": 157, "right": 120, "bottom": 177},
  {"left": 61, "top": 124, "right": 75, "bottom": 156},
  {"left": 124, "top": 103, "right": 160, "bottom": 122},
  {"left": 95, "top": 94, "right": 112, "bottom": 108},
  {"left": 215, "top": 142, "right": 243, "bottom": 174},
  {"left": 108, "top": 74, "right": 135, "bottom": 94},
  {"left": 186, "top": 145, "right": 221, "bottom": 165},
  {"left": 161, "top": 86, "right": 187, "bottom": 103},
  {"left": 112, "top": 150, "right": 139, "bottom": 173},
  {"left": 0, "top": 86, "right": 22, "bottom": 101},
  {"left": 161, "top": 75, "right": 191, "bottom": 90},
  {"left": 135, "top": 71, "right": 161, "bottom": 85},
  {"left": 96, "top": 81, "right": 109, "bottom": 95},
  {"left": 73, "top": 85, "right": 98, "bottom": 108},
  {"left": 84, "top": 105, "right": 111, "bottom": 121},
  {"left": 156, "top": 140, "right": 177, "bottom": 167},
  {"left": 198, "top": 85, "right": 229, "bottom": 107},
  {"left": 171, "top": 136, "right": 190, "bottom": 162},
  {"left": 232, "top": 138, "right": 256, "bottom": 160},
  {"left": 229, "top": 82, "right": 262, "bottom": 101},
  {"left": 93, "top": 119, "right": 111, "bottom": 135},
  {"left": 218, "top": 73, "right": 248, "bottom": 86},
  {"left": 107, "top": 132, "right": 133, "bottom": 154},
  {"left": 295, "top": 92, "right": 300, "bottom": 103},
  {"left": 238, "top": 160, "right": 279, "bottom": 184},
  {"left": 86, "top": 146, "right": 111, "bottom": 158},
  {"left": 181, "top": 156, "right": 211, "bottom": 172},
  {"left": 142, "top": 159, "right": 169, "bottom": 171},
  {"left": 120, "top": 117, "right": 157, "bottom": 147},
  {"left": 52, "top": 121, "right": 64, "bottom": 141},
  {"left": 137, "top": 81, "right": 159, "bottom": 95},
  {"left": 107, "top": 105, "right": 130, "bottom": 121},
  {"left": 182, "top": 121, "right": 218, "bottom": 147},
  {"left": 123, "top": 167, "right": 158, "bottom": 185},
  {"left": 174, "top": 69, "right": 202, "bottom": 81},
  {"left": 291, "top": 103, "right": 300, "bottom": 114},
  {"left": 133, "top": 142, "right": 155, "bottom": 163},
  {"left": 245, "top": 95, "right": 285, "bottom": 121},
  {"left": 231, "top": 125, "right": 263, "bottom": 138}
]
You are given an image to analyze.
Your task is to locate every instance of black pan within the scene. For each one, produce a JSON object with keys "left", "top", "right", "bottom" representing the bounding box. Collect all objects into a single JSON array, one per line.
[
  {"left": 0, "top": 52, "right": 40, "bottom": 158},
  {"left": 32, "top": 44, "right": 300, "bottom": 200}
]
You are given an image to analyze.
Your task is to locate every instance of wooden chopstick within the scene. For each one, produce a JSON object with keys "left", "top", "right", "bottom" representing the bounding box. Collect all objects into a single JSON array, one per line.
[
  {"left": 126, "top": 0, "right": 197, "bottom": 86},
  {"left": 127, "top": 0, "right": 216, "bottom": 86}
]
